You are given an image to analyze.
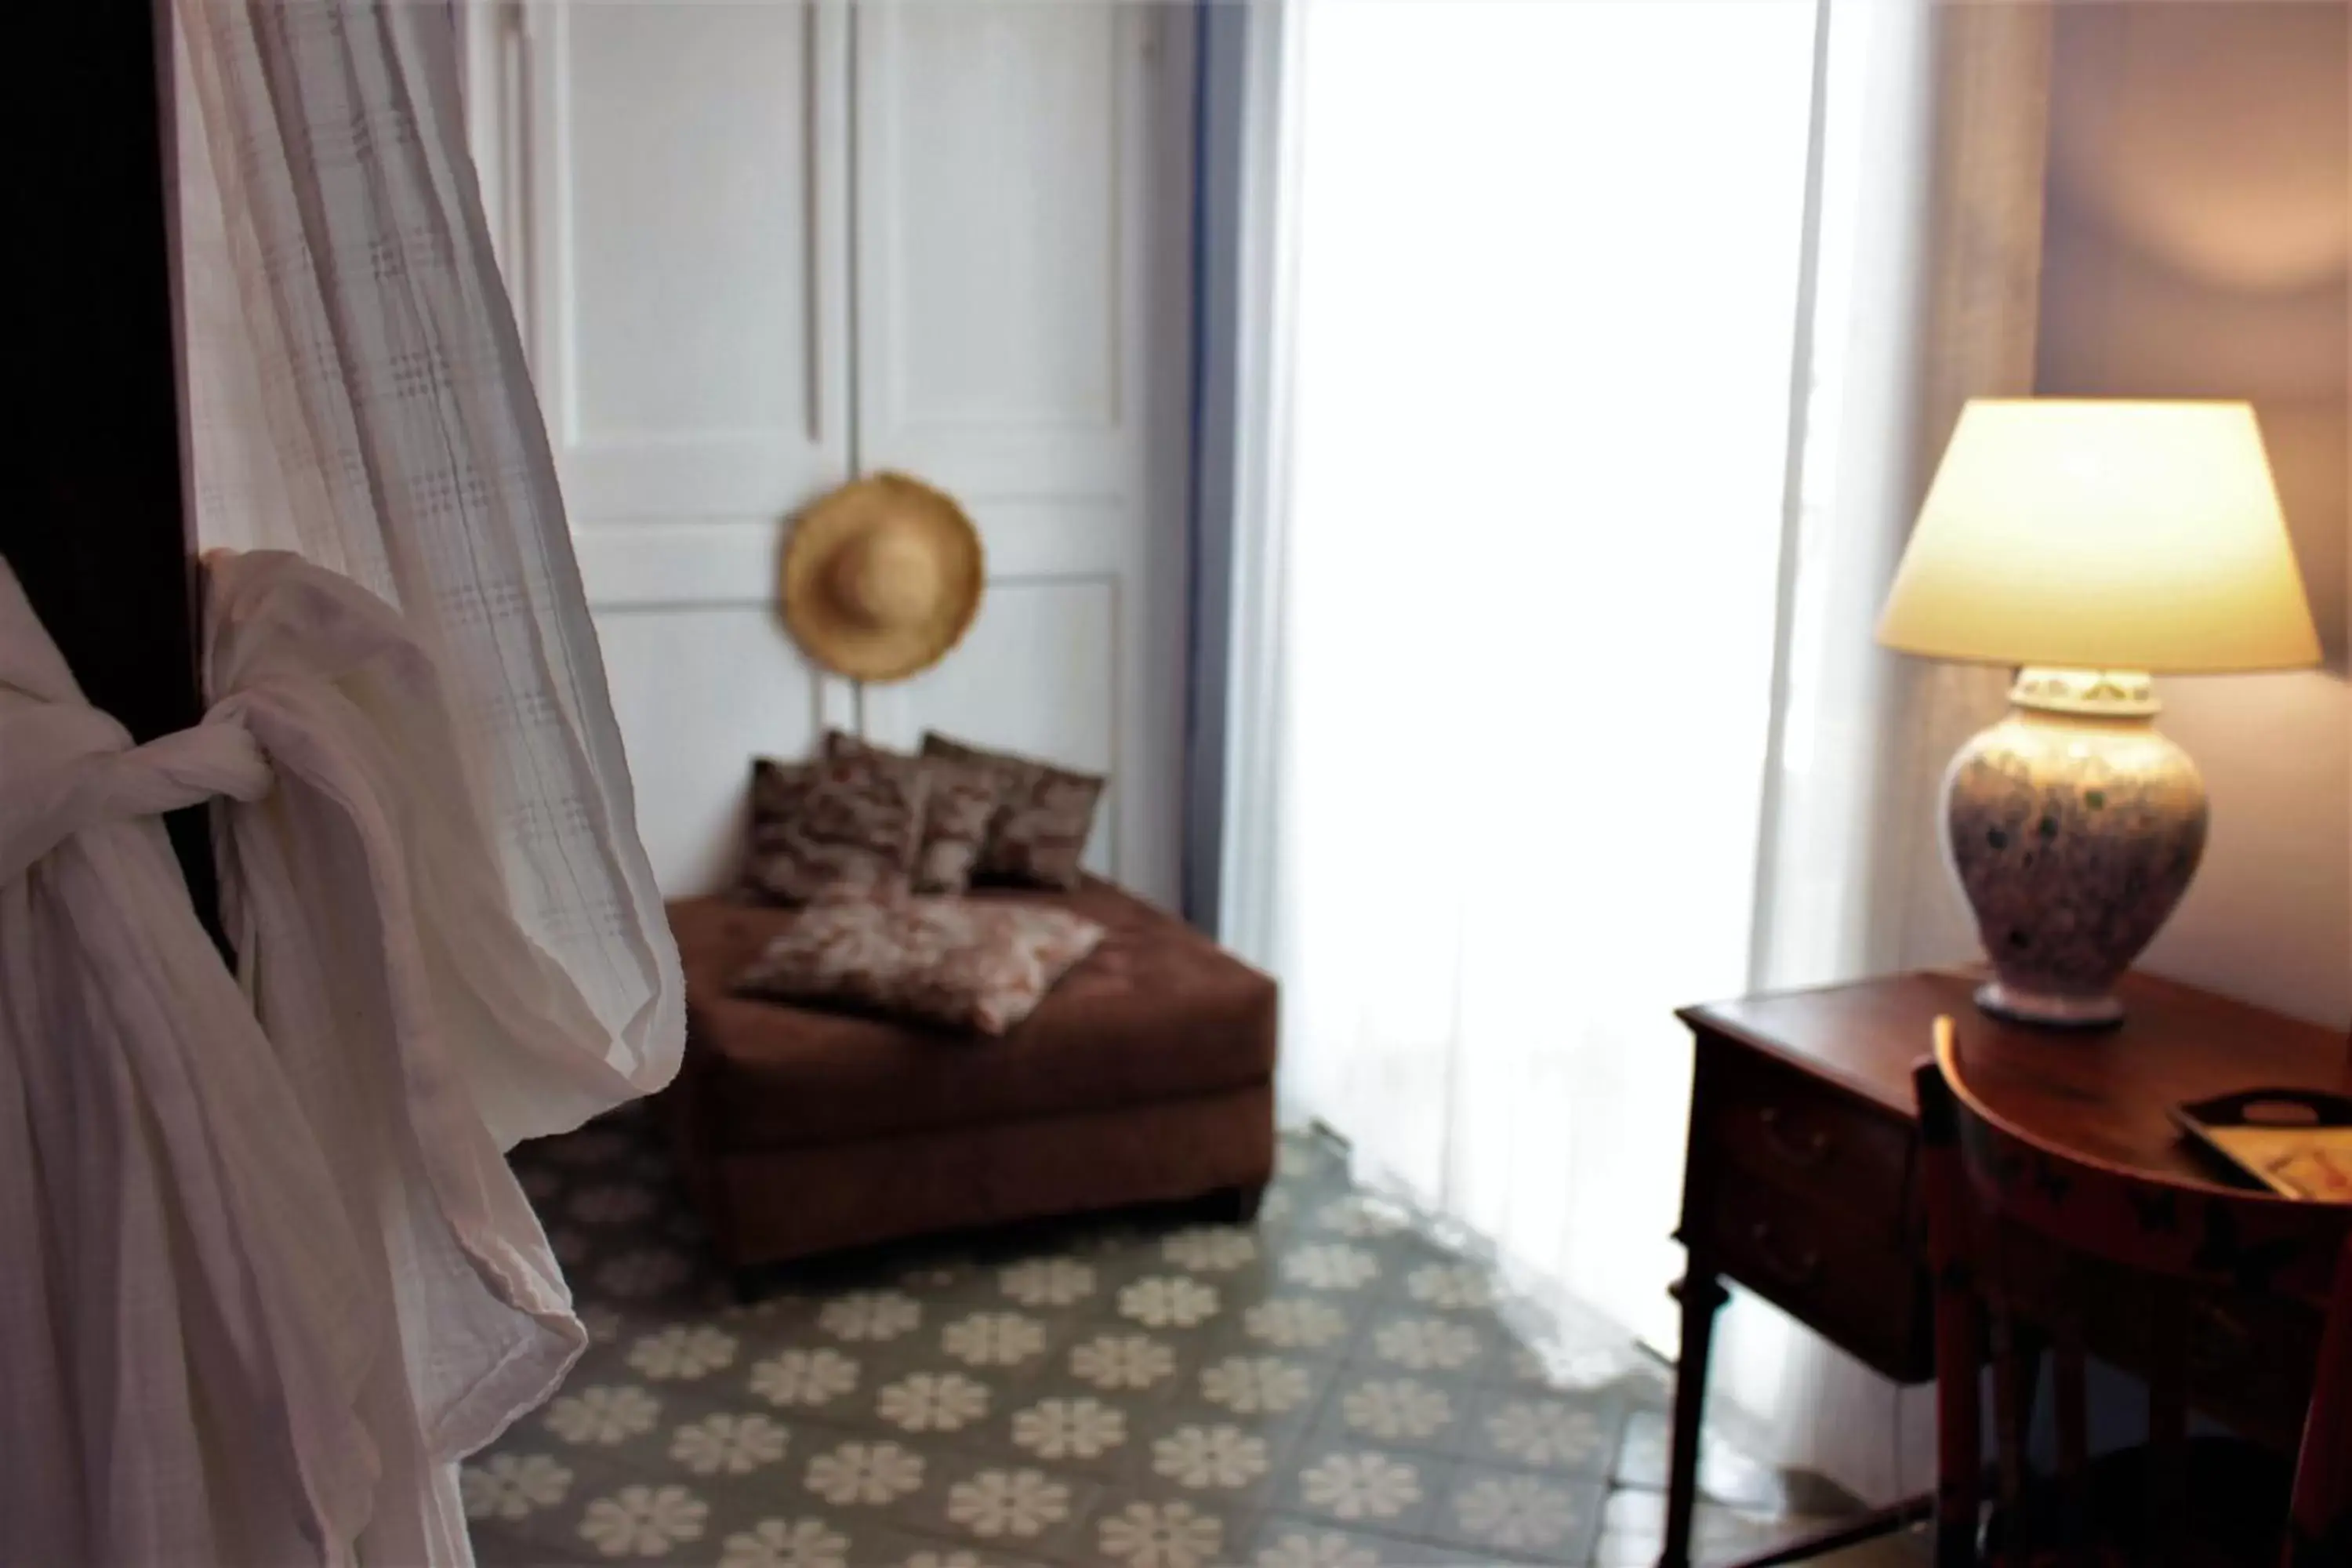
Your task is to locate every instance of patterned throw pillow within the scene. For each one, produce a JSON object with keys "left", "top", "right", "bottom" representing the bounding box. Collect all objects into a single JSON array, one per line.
[
  {"left": 742, "top": 752, "right": 930, "bottom": 905},
  {"left": 731, "top": 898, "right": 1107, "bottom": 1035},
  {"left": 821, "top": 731, "right": 1000, "bottom": 895},
  {"left": 920, "top": 732, "right": 1105, "bottom": 891}
]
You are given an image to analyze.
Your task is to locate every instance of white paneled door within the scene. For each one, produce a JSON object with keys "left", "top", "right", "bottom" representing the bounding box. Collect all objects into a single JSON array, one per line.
[{"left": 469, "top": 0, "right": 1193, "bottom": 901}]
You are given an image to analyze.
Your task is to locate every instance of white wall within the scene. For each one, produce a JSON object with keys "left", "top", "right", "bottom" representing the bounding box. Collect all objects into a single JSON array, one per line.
[
  {"left": 2037, "top": 0, "right": 2351, "bottom": 1029},
  {"left": 466, "top": 2, "right": 1196, "bottom": 903}
]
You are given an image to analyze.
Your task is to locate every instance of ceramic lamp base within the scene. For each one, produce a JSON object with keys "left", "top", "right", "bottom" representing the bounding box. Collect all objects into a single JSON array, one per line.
[
  {"left": 1942, "top": 668, "right": 2207, "bottom": 1029},
  {"left": 1973, "top": 979, "right": 2125, "bottom": 1029}
]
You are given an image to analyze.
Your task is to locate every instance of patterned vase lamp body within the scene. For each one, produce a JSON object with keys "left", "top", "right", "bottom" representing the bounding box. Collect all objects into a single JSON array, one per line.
[{"left": 1880, "top": 401, "right": 2318, "bottom": 1027}]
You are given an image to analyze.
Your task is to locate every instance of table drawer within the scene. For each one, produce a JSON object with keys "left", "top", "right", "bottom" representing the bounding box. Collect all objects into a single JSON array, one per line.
[
  {"left": 1703, "top": 1177, "right": 1933, "bottom": 1383},
  {"left": 1699, "top": 1036, "right": 1915, "bottom": 1239}
]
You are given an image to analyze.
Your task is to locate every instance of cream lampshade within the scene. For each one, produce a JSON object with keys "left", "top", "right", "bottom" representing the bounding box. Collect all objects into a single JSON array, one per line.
[{"left": 1878, "top": 398, "right": 2320, "bottom": 1026}]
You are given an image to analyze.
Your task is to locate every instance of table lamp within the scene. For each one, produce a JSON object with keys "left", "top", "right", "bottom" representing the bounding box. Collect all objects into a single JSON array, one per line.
[{"left": 1877, "top": 398, "right": 2321, "bottom": 1027}]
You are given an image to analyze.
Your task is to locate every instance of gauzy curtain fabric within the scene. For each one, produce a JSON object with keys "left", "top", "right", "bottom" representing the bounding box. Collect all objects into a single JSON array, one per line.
[
  {"left": 175, "top": 0, "right": 683, "bottom": 1139},
  {"left": 1, "top": 551, "right": 630, "bottom": 1562},
  {"left": 1214, "top": 0, "right": 2052, "bottom": 1504},
  {"left": 1220, "top": 0, "right": 1823, "bottom": 1360},
  {"left": 1737, "top": 0, "right": 2055, "bottom": 1502},
  {"left": 0, "top": 0, "right": 684, "bottom": 1559},
  {"left": 0, "top": 564, "right": 374, "bottom": 1567}
]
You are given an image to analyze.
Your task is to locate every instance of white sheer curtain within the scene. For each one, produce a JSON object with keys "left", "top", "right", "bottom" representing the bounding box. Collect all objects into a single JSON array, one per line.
[
  {"left": 0, "top": 2, "right": 684, "bottom": 1560},
  {"left": 176, "top": 0, "right": 683, "bottom": 1132},
  {"left": 1743, "top": 0, "right": 2055, "bottom": 1498},
  {"left": 1226, "top": 0, "right": 1820, "bottom": 1359},
  {"left": 1218, "top": 0, "right": 2050, "bottom": 1500}
]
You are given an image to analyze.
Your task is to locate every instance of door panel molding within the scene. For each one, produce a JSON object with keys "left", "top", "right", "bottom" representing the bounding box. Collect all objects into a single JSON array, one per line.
[
  {"left": 523, "top": 0, "right": 852, "bottom": 525},
  {"left": 467, "top": 0, "right": 1190, "bottom": 899}
]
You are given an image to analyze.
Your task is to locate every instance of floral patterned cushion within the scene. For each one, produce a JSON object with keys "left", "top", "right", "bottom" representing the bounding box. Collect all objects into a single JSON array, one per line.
[
  {"left": 821, "top": 731, "right": 1001, "bottom": 895},
  {"left": 920, "top": 732, "right": 1105, "bottom": 891},
  {"left": 731, "top": 898, "right": 1107, "bottom": 1035},
  {"left": 742, "top": 752, "right": 931, "bottom": 905}
]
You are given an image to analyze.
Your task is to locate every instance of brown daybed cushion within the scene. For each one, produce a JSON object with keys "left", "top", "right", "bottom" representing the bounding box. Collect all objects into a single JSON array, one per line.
[
  {"left": 742, "top": 751, "right": 929, "bottom": 904},
  {"left": 821, "top": 731, "right": 1000, "bottom": 895},
  {"left": 731, "top": 897, "right": 1106, "bottom": 1035},
  {"left": 669, "top": 877, "right": 1278, "bottom": 1153},
  {"left": 920, "top": 732, "right": 1105, "bottom": 890}
]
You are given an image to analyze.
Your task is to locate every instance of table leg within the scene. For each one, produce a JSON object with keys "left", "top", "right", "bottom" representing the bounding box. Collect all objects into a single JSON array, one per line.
[{"left": 1661, "top": 1265, "right": 1730, "bottom": 1568}]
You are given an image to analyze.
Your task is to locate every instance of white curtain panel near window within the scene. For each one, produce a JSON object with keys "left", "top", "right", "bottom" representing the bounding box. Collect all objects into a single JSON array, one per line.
[
  {"left": 0, "top": 1, "right": 685, "bottom": 1561},
  {"left": 1216, "top": 0, "right": 2051, "bottom": 1504}
]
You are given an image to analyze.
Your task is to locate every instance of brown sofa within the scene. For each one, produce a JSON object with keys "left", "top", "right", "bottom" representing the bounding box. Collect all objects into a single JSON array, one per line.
[{"left": 662, "top": 877, "right": 1278, "bottom": 1269}]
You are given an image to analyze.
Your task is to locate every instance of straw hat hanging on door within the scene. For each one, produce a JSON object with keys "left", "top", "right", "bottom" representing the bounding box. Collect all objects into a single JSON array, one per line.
[{"left": 781, "top": 472, "right": 985, "bottom": 682}]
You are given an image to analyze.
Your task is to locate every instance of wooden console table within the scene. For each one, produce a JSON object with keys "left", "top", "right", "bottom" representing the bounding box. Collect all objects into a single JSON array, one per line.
[{"left": 1662, "top": 970, "right": 2351, "bottom": 1567}]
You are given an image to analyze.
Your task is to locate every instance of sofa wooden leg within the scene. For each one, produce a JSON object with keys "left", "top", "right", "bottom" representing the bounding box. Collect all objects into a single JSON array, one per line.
[{"left": 1207, "top": 1184, "right": 1267, "bottom": 1225}]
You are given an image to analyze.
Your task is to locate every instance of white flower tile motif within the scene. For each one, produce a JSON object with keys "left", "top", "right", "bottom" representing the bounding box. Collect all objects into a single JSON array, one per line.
[
  {"left": 1339, "top": 1380, "right": 1454, "bottom": 1443},
  {"left": 570, "top": 1182, "right": 658, "bottom": 1225},
  {"left": 472, "top": 1119, "right": 1702, "bottom": 1568},
  {"left": 1000, "top": 1256, "right": 1096, "bottom": 1307},
  {"left": 545, "top": 1385, "right": 662, "bottom": 1446},
  {"left": 1097, "top": 1499, "right": 1224, "bottom": 1568},
  {"left": 1152, "top": 1424, "right": 1270, "bottom": 1490},
  {"left": 1404, "top": 1264, "right": 1495, "bottom": 1312},
  {"left": 818, "top": 1290, "right": 922, "bottom": 1343},
  {"left": 628, "top": 1324, "right": 739, "bottom": 1380},
  {"left": 1296, "top": 1453, "right": 1421, "bottom": 1522},
  {"left": 940, "top": 1311, "right": 1047, "bottom": 1367},
  {"left": 578, "top": 1483, "right": 708, "bottom": 1557},
  {"left": 1484, "top": 1399, "right": 1610, "bottom": 1468},
  {"left": 1011, "top": 1396, "right": 1127, "bottom": 1460},
  {"left": 1160, "top": 1226, "right": 1259, "bottom": 1272},
  {"left": 460, "top": 1454, "right": 572, "bottom": 1521},
  {"left": 1254, "top": 1530, "right": 1381, "bottom": 1568},
  {"left": 1118, "top": 1276, "right": 1220, "bottom": 1330},
  {"left": 1314, "top": 1197, "right": 1406, "bottom": 1239},
  {"left": 748, "top": 1347, "right": 862, "bottom": 1409},
  {"left": 876, "top": 1371, "right": 991, "bottom": 1433},
  {"left": 1281, "top": 1244, "right": 1380, "bottom": 1292},
  {"left": 670, "top": 1413, "right": 789, "bottom": 1476},
  {"left": 1069, "top": 1332, "right": 1176, "bottom": 1391},
  {"left": 803, "top": 1439, "right": 925, "bottom": 1505},
  {"left": 1199, "top": 1355, "right": 1311, "bottom": 1415},
  {"left": 943, "top": 1467, "right": 1070, "bottom": 1539},
  {"left": 1514, "top": 1341, "right": 1638, "bottom": 1392},
  {"left": 1242, "top": 1299, "right": 1350, "bottom": 1350},
  {"left": 1370, "top": 1317, "right": 1479, "bottom": 1371},
  {"left": 717, "top": 1516, "right": 850, "bottom": 1568},
  {"left": 596, "top": 1247, "right": 692, "bottom": 1301},
  {"left": 1453, "top": 1473, "right": 1581, "bottom": 1551}
]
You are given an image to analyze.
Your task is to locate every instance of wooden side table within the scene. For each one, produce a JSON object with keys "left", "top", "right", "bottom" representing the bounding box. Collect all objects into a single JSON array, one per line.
[{"left": 1662, "top": 970, "right": 2351, "bottom": 1567}]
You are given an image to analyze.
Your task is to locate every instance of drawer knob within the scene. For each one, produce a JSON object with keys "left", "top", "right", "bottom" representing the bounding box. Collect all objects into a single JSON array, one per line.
[
  {"left": 1748, "top": 1221, "right": 1823, "bottom": 1287},
  {"left": 1756, "top": 1105, "right": 1833, "bottom": 1169}
]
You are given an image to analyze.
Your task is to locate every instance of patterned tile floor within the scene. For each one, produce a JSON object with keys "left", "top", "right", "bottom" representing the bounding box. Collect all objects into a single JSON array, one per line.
[{"left": 468, "top": 1108, "right": 1865, "bottom": 1567}]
